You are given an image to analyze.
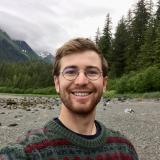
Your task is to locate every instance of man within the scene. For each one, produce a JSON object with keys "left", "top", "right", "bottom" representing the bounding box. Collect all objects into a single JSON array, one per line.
[{"left": 0, "top": 38, "right": 139, "bottom": 160}]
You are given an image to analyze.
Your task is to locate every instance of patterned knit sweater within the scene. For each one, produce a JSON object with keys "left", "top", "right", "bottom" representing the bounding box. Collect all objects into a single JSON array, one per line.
[{"left": 0, "top": 119, "right": 139, "bottom": 160}]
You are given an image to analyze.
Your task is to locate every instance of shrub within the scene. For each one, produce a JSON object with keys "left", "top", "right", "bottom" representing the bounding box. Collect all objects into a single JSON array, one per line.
[
  {"left": 107, "top": 79, "right": 117, "bottom": 90},
  {"left": 116, "top": 75, "right": 129, "bottom": 93},
  {"left": 103, "top": 90, "right": 117, "bottom": 98},
  {"left": 0, "top": 86, "right": 57, "bottom": 95},
  {"left": 115, "top": 66, "right": 160, "bottom": 93},
  {"left": 32, "top": 87, "right": 57, "bottom": 95}
]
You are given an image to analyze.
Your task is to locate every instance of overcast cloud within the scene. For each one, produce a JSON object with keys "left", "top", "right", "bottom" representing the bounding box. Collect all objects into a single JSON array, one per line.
[{"left": 0, "top": 0, "right": 157, "bottom": 55}]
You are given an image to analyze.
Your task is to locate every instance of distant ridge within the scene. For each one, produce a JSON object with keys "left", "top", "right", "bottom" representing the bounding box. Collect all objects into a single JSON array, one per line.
[
  {"left": 0, "top": 28, "right": 40, "bottom": 62},
  {"left": 43, "top": 53, "right": 54, "bottom": 64}
]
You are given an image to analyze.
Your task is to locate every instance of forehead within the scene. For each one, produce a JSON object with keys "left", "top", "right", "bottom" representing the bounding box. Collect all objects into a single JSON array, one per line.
[{"left": 60, "top": 51, "right": 102, "bottom": 70}]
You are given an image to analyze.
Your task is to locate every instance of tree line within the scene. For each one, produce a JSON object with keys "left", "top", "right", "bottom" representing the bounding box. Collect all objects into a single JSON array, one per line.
[
  {"left": 96, "top": 0, "right": 160, "bottom": 78},
  {"left": 0, "top": 61, "right": 53, "bottom": 89}
]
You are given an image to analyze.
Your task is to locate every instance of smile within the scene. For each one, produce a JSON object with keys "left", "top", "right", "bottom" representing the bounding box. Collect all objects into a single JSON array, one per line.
[{"left": 72, "top": 92, "right": 92, "bottom": 96}]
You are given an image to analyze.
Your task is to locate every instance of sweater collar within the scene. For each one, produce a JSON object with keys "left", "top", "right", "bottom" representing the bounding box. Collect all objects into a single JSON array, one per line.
[{"left": 44, "top": 119, "right": 107, "bottom": 148}]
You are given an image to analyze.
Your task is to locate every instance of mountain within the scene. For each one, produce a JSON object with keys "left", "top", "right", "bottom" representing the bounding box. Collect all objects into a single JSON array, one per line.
[
  {"left": 36, "top": 50, "right": 54, "bottom": 64},
  {"left": 43, "top": 53, "right": 54, "bottom": 64},
  {"left": 0, "top": 28, "right": 40, "bottom": 62},
  {"left": 38, "top": 51, "right": 51, "bottom": 58},
  {"left": 14, "top": 40, "right": 41, "bottom": 60},
  {"left": 0, "top": 29, "right": 28, "bottom": 62}
]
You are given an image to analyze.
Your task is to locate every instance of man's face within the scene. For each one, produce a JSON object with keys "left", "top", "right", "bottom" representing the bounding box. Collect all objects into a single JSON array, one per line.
[{"left": 54, "top": 50, "right": 107, "bottom": 116}]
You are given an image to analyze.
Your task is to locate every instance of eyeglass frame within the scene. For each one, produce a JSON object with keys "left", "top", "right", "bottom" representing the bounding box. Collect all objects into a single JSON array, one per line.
[{"left": 59, "top": 66, "right": 103, "bottom": 81}]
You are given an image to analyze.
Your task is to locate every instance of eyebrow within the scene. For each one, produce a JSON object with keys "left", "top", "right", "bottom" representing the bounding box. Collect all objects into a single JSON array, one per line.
[
  {"left": 63, "top": 65, "right": 77, "bottom": 70},
  {"left": 63, "top": 65, "right": 100, "bottom": 70},
  {"left": 86, "top": 66, "right": 100, "bottom": 69}
]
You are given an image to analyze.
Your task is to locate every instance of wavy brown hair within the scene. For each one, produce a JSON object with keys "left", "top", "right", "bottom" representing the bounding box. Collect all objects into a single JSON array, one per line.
[{"left": 53, "top": 38, "right": 108, "bottom": 77}]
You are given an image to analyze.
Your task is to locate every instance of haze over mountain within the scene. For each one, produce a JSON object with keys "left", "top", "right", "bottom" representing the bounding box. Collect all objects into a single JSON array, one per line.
[
  {"left": 0, "top": 28, "right": 54, "bottom": 63},
  {"left": 43, "top": 53, "right": 55, "bottom": 64}
]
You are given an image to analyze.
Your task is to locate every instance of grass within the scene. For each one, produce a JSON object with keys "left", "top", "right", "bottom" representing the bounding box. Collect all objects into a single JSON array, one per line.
[
  {"left": 0, "top": 86, "right": 57, "bottom": 96},
  {"left": 0, "top": 92, "right": 58, "bottom": 98}
]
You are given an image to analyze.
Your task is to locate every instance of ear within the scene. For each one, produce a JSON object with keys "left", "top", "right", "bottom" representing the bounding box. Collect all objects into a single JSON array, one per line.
[
  {"left": 54, "top": 76, "right": 60, "bottom": 93},
  {"left": 103, "top": 76, "right": 108, "bottom": 92}
]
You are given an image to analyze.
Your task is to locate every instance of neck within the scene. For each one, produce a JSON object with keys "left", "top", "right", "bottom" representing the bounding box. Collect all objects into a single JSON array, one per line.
[{"left": 59, "top": 105, "right": 96, "bottom": 135}]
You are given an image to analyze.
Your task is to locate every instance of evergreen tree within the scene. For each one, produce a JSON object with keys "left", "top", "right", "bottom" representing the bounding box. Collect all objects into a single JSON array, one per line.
[
  {"left": 126, "top": 9, "right": 133, "bottom": 31},
  {"left": 111, "top": 17, "right": 129, "bottom": 77},
  {"left": 126, "top": 0, "right": 151, "bottom": 71},
  {"left": 124, "top": 9, "right": 135, "bottom": 73},
  {"left": 146, "top": 0, "right": 154, "bottom": 16},
  {"left": 153, "top": 23, "right": 160, "bottom": 65},
  {"left": 95, "top": 27, "right": 101, "bottom": 45},
  {"left": 139, "top": 17, "right": 156, "bottom": 67},
  {"left": 98, "top": 14, "right": 112, "bottom": 68},
  {"left": 152, "top": 0, "right": 160, "bottom": 65},
  {"left": 155, "top": 0, "right": 160, "bottom": 22}
]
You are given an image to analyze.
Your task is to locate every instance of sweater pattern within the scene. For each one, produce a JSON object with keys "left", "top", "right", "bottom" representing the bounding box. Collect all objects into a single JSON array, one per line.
[{"left": 0, "top": 120, "right": 139, "bottom": 160}]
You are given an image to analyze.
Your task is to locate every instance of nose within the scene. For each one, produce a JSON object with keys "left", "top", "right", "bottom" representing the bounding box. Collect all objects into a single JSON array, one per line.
[{"left": 74, "top": 71, "right": 89, "bottom": 85}]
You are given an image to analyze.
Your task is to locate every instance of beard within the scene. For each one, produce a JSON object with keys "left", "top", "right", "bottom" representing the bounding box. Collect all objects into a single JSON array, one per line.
[{"left": 59, "top": 86, "right": 103, "bottom": 116}]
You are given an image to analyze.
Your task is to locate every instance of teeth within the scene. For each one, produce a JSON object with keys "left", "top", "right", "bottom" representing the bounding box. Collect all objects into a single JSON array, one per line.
[{"left": 73, "top": 92, "right": 90, "bottom": 96}]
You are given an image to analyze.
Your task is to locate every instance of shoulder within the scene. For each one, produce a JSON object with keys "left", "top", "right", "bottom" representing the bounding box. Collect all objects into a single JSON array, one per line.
[
  {"left": 104, "top": 127, "right": 134, "bottom": 148},
  {"left": 98, "top": 121, "right": 132, "bottom": 143},
  {"left": 0, "top": 122, "right": 50, "bottom": 160},
  {"left": 98, "top": 121, "right": 138, "bottom": 156},
  {"left": 98, "top": 121, "right": 125, "bottom": 138}
]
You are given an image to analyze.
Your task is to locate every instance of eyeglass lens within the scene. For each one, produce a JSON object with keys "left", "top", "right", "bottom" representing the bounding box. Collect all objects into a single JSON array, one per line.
[{"left": 62, "top": 66, "right": 102, "bottom": 80}]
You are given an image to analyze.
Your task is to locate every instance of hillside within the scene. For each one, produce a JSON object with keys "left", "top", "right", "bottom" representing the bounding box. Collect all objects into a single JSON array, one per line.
[
  {"left": 14, "top": 40, "right": 41, "bottom": 60},
  {"left": 0, "top": 29, "right": 40, "bottom": 62}
]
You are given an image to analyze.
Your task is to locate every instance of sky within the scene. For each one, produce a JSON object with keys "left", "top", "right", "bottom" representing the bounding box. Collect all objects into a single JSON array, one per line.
[{"left": 0, "top": 0, "right": 158, "bottom": 55}]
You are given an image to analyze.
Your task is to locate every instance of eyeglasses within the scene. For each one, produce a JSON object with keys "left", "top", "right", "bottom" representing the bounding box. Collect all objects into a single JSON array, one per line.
[{"left": 61, "top": 67, "right": 103, "bottom": 81}]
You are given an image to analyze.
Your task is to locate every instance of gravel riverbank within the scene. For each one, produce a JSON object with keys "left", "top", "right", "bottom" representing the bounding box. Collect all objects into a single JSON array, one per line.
[{"left": 0, "top": 94, "right": 160, "bottom": 160}]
